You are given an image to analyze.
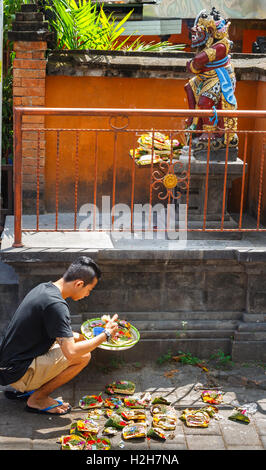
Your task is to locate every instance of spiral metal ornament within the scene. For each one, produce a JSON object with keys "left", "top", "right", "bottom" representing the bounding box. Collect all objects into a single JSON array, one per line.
[{"left": 152, "top": 160, "right": 188, "bottom": 201}]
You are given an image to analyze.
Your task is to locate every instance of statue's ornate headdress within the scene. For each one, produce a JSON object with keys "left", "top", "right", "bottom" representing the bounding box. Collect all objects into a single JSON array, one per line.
[{"left": 191, "top": 7, "right": 230, "bottom": 48}]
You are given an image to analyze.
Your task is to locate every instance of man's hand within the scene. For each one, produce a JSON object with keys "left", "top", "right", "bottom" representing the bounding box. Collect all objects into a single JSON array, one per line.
[
  {"left": 105, "top": 313, "right": 119, "bottom": 338},
  {"left": 73, "top": 331, "right": 85, "bottom": 342}
]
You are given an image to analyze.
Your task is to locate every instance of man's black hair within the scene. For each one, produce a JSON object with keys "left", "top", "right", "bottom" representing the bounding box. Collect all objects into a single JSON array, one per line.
[{"left": 63, "top": 256, "right": 101, "bottom": 286}]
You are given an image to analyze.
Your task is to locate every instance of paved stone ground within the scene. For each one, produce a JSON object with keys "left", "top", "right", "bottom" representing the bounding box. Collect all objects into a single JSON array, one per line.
[{"left": 0, "top": 356, "right": 265, "bottom": 452}]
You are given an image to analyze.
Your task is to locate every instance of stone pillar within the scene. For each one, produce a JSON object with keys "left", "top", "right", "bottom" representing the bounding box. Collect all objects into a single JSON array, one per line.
[{"left": 8, "top": 3, "right": 52, "bottom": 213}]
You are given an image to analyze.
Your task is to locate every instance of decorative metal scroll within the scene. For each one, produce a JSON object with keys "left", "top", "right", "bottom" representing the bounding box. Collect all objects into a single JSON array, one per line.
[
  {"left": 109, "top": 115, "right": 129, "bottom": 130},
  {"left": 151, "top": 160, "right": 188, "bottom": 201}
]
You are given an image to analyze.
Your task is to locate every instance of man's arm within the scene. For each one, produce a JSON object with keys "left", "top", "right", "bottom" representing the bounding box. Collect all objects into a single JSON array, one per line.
[
  {"left": 57, "top": 314, "right": 119, "bottom": 360},
  {"left": 73, "top": 331, "right": 85, "bottom": 342}
]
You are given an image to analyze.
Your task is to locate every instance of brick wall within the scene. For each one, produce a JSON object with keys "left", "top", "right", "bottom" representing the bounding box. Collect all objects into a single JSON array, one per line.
[
  {"left": 8, "top": 2, "right": 52, "bottom": 213},
  {"left": 12, "top": 40, "right": 47, "bottom": 212}
]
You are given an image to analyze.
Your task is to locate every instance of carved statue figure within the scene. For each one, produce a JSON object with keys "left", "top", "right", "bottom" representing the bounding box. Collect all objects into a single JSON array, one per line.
[{"left": 185, "top": 7, "right": 238, "bottom": 150}]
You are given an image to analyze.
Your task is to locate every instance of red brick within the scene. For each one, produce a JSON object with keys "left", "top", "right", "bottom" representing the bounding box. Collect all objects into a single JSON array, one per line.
[
  {"left": 20, "top": 86, "right": 45, "bottom": 97},
  {"left": 22, "top": 122, "right": 44, "bottom": 130},
  {"left": 22, "top": 151, "right": 37, "bottom": 159},
  {"left": 21, "top": 97, "right": 33, "bottom": 106},
  {"left": 32, "top": 51, "right": 46, "bottom": 59},
  {"left": 14, "top": 86, "right": 44, "bottom": 98},
  {"left": 15, "top": 51, "right": 33, "bottom": 59},
  {"left": 13, "top": 77, "right": 21, "bottom": 87},
  {"left": 22, "top": 115, "right": 45, "bottom": 124},
  {"left": 23, "top": 163, "right": 45, "bottom": 173},
  {"left": 13, "top": 41, "right": 47, "bottom": 52},
  {"left": 13, "top": 97, "right": 22, "bottom": 106},
  {"left": 22, "top": 131, "right": 39, "bottom": 141},
  {"left": 14, "top": 68, "right": 46, "bottom": 78},
  {"left": 20, "top": 78, "right": 45, "bottom": 88},
  {"left": 23, "top": 173, "right": 37, "bottom": 184},
  {"left": 23, "top": 140, "right": 45, "bottom": 150},
  {"left": 13, "top": 58, "right": 47, "bottom": 70},
  {"left": 28, "top": 87, "right": 45, "bottom": 97},
  {"left": 31, "top": 96, "right": 45, "bottom": 106},
  {"left": 13, "top": 87, "right": 25, "bottom": 97}
]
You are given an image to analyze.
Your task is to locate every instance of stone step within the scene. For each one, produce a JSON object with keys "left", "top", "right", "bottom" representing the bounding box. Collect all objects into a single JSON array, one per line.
[
  {"left": 15, "top": 12, "right": 44, "bottom": 22},
  {"left": 74, "top": 314, "right": 238, "bottom": 332},
  {"left": 125, "top": 320, "right": 238, "bottom": 331},
  {"left": 237, "top": 321, "right": 266, "bottom": 331},
  {"left": 243, "top": 313, "right": 266, "bottom": 322},
  {"left": 72, "top": 327, "right": 235, "bottom": 340},
  {"left": 232, "top": 340, "right": 266, "bottom": 362},
  {"left": 21, "top": 4, "right": 38, "bottom": 12},
  {"left": 80, "top": 311, "right": 242, "bottom": 322},
  {"left": 12, "top": 21, "right": 49, "bottom": 32},
  {"left": 139, "top": 329, "right": 235, "bottom": 339},
  {"left": 91, "top": 338, "right": 231, "bottom": 362},
  {"left": 234, "top": 331, "right": 266, "bottom": 341}
]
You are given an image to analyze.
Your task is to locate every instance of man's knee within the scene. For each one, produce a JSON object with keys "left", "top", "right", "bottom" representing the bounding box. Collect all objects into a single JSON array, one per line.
[
  {"left": 82, "top": 352, "right": 91, "bottom": 365},
  {"left": 69, "top": 352, "right": 91, "bottom": 368}
]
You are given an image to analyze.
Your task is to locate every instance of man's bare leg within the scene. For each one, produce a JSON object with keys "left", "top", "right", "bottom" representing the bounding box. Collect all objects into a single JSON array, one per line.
[{"left": 26, "top": 353, "right": 91, "bottom": 414}]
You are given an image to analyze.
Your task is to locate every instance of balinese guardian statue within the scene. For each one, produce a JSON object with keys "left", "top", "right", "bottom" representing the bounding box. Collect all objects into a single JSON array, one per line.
[{"left": 185, "top": 7, "right": 238, "bottom": 154}]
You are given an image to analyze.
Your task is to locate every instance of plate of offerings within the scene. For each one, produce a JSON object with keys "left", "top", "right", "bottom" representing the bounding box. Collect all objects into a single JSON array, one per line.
[{"left": 81, "top": 315, "right": 140, "bottom": 351}]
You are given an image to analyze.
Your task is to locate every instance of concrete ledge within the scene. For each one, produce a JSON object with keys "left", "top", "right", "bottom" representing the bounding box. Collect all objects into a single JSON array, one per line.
[
  {"left": 1, "top": 230, "right": 266, "bottom": 361},
  {"left": 2, "top": 246, "right": 266, "bottom": 263},
  {"left": 47, "top": 50, "right": 266, "bottom": 81}
]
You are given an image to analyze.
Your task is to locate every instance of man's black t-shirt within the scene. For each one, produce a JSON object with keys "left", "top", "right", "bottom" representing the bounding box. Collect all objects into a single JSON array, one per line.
[{"left": 0, "top": 281, "right": 73, "bottom": 386}]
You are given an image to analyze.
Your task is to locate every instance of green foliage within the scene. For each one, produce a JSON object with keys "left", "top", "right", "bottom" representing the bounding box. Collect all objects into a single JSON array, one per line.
[
  {"left": 2, "top": 68, "right": 14, "bottom": 163},
  {"left": 46, "top": 0, "right": 185, "bottom": 52},
  {"left": 175, "top": 350, "right": 201, "bottom": 366},
  {"left": 2, "top": 0, "right": 30, "bottom": 162},
  {"left": 46, "top": 0, "right": 134, "bottom": 50},
  {"left": 209, "top": 349, "right": 234, "bottom": 368},
  {"left": 156, "top": 349, "right": 173, "bottom": 365}
]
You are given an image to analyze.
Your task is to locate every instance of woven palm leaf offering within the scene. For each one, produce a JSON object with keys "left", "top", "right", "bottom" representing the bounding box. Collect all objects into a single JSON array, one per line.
[
  {"left": 228, "top": 408, "right": 250, "bottom": 424},
  {"left": 104, "top": 412, "right": 128, "bottom": 430},
  {"left": 130, "top": 132, "right": 183, "bottom": 166},
  {"left": 180, "top": 408, "right": 210, "bottom": 428},
  {"left": 121, "top": 408, "right": 147, "bottom": 423},
  {"left": 124, "top": 396, "right": 149, "bottom": 409},
  {"left": 105, "top": 380, "right": 136, "bottom": 395},
  {"left": 85, "top": 437, "right": 111, "bottom": 450},
  {"left": 60, "top": 434, "right": 86, "bottom": 450},
  {"left": 201, "top": 390, "right": 224, "bottom": 404},
  {"left": 102, "top": 426, "right": 119, "bottom": 436},
  {"left": 151, "top": 396, "right": 172, "bottom": 405},
  {"left": 81, "top": 315, "right": 140, "bottom": 351},
  {"left": 151, "top": 403, "right": 176, "bottom": 417},
  {"left": 86, "top": 409, "right": 104, "bottom": 420},
  {"left": 152, "top": 415, "right": 177, "bottom": 431},
  {"left": 79, "top": 394, "right": 103, "bottom": 409},
  {"left": 147, "top": 427, "right": 166, "bottom": 441},
  {"left": 105, "top": 406, "right": 128, "bottom": 418},
  {"left": 122, "top": 423, "right": 147, "bottom": 440},
  {"left": 104, "top": 396, "right": 124, "bottom": 409},
  {"left": 71, "top": 419, "right": 100, "bottom": 436}
]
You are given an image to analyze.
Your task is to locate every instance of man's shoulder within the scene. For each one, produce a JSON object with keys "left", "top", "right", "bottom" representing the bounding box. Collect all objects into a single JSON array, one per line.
[{"left": 27, "top": 282, "right": 68, "bottom": 310}]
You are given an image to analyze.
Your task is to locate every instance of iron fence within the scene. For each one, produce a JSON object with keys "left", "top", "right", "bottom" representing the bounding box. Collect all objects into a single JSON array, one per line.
[{"left": 12, "top": 107, "right": 266, "bottom": 247}]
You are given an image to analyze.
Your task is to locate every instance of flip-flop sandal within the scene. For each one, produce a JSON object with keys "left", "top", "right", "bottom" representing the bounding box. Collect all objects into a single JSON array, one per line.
[
  {"left": 25, "top": 399, "right": 72, "bottom": 415},
  {"left": 5, "top": 390, "right": 35, "bottom": 400}
]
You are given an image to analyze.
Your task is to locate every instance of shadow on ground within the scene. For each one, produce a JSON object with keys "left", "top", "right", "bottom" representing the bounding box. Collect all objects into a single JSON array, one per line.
[{"left": 0, "top": 356, "right": 265, "bottom": 450}]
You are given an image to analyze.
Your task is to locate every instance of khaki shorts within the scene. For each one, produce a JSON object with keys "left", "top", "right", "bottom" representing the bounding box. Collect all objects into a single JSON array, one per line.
[{"left": 11, "top": 343, "right": 70, "bottom": 393}]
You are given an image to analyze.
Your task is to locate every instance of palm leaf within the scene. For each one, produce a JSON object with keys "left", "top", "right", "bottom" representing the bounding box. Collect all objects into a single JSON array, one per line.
[{"left": 46, "top": 0, "right": 186, "bottom": 52}]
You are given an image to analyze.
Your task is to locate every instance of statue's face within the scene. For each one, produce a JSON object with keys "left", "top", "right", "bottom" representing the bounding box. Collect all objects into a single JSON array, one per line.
[{"left": 190, "top": 25, "right": 208, "bottom": 48}]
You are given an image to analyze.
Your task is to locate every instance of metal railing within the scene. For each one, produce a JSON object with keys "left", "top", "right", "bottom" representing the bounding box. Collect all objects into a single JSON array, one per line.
[{"left": 12, "top": 107, "right": 266, "bottom": 247}]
